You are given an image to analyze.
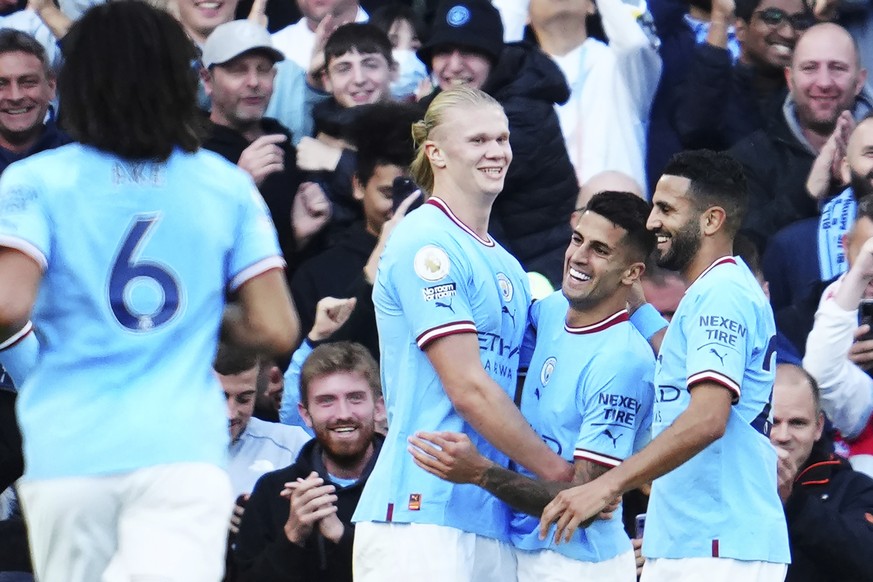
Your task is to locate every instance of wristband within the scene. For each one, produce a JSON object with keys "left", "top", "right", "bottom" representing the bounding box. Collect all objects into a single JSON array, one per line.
[{"left": 630, "top": 303, "right": 668, "bottom": 340}]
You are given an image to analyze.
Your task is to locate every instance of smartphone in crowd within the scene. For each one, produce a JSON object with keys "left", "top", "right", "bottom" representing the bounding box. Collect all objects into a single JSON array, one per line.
[{"left": 392, "top": 177, "right": 423, "bottom": 214}]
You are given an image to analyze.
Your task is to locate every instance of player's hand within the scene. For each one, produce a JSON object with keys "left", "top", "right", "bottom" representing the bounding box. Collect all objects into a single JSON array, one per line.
[
  {"left": 408, "top": 431, "right": 493, "bottom": 485},
  {"left": 596, "top": 494, "right": 621, "bottom": 521},
  {"left": 806, "top": 111, "right": 852, "bottom": 201},
  {"left": 281, "top": 471, "right": 339, "bottom": 546},
  {"left": 632, "top": 537, "right": 645, "bottom": 577},
  {"left": 850, "top": 325, "right": 873, "bottom": 370},
  {"left": 238, "top": 134, "right": 287, "bottom": 186},
  {"left": 363, "top": 190, "right": 422, "bottom": 284},
  {"left": 292, "top": 181, "right": 332, "bottom": 248},
  {"left": 308, "top": 296, "right": 357, "bottom": 342},
  {"left": 539, "top": 478, "right": 619, "bottom": 544},
  {"left": 248, "top": 0, "right": 268, "bottom": 28},
  {"left": 296, "top": 137, "right": 343, "bottom": 172},
  {"left": 776, "top": 447, "right": 798, "bottom": 503},
  {"left": 229, "top": 494, "right": 249, "bottom": 535}
]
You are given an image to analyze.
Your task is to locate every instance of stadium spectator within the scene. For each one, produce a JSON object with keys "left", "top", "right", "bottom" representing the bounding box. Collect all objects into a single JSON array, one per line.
[
  {"left": 416, "top": 0, "right": 578, "bottom": 286},
  {"left": 369, "top": 3, "right": 427, "bottom": 101},
  {"left": 235, "top": 342, "right": 385, "bottom": 582},
  {"left": 201, "top": 19, "right": 331, "bottom": 273},
  {"left": 772, "top": 363, "right": 873, "bottom": 582},
  {"left": 291, "top": 101, "right": 417, "bottom": 343},
  {"left": 271, "top": 0, "right": 367, "bottom": 70},
  {"left": 730, "top": 22, "right": 873, "bottom": 251},
  {"left": 177, "top": 0, "right": 239, "bottom": 46},
  {"left": 0, "top": 3, "right": 299, "bottom": 580},
  {"left": 411, "top": 191, "right": 657, "bottom": 582},
  {"left": 353, "top": 87, "right": 573, "bottom": 581},
  {"left": 528, "top": 0, "right": 655, "bottom": 191},
  {"left": 541, "top": 150, "right": 790, "bottom": 581},
  {"left": 676, "top": 0, "right": 813, "bottom": 151},
  {"left": 803, "top": 195, "right": 873, "bottom": 476}
]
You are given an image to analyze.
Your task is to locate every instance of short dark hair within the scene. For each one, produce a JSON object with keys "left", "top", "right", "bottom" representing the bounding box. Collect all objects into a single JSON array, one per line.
[
  {"left": 299, "top": 342, "right": 381, "bottom": 408},
  {"left": 59, "top": 1, "right": 204, "bottom": 161},
  {"left": 735, "top": 0, "right": 764, "bottom": 22},
  {"left": 0, "top": 29, "right": 52, "bottom": 77},
  {"left": 662, "top": 150, "right": 748, "bottom": 235},
  {"left": 324, "top": 23, "right": 393, "bottom": 68},
  {"left": 583, "top": 191, "right": 655, "bottom": 262},
  {"left": 213, "top": 343, "right": 260, "bottom": 376},
  {"left": 350, "top": 102, "right": 418, "bottom": 184},
  {"left": 369, "top": 4, "right": 427, "bottom": 47}
]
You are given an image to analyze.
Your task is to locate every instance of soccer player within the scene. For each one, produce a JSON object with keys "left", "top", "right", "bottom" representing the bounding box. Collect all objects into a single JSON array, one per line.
[
  {"left": 540, "top": 150, "right": 791, "bottom": 581},
  {"left": 0, "top": 3, "right": 298, "bottom": 581},
  {"left": 351, "top": 87, "right": 573, "bottom": 581},
  {"left": 410, "top": 190, "right": 657, "bottom": 582}
]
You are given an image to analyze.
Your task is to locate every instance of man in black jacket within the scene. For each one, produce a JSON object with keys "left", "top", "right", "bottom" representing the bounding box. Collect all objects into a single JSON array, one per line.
[
  {"left": 772, "top": 363, "right": 873, "bottom": 582},
  {"left": 234, "top": 341, "right": 385, "bottom": 582}
]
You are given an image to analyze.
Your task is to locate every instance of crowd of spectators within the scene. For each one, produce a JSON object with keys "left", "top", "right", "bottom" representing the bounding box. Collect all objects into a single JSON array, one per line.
[{"left": 2, "top": 0, "right": 873, "bottom": 578}]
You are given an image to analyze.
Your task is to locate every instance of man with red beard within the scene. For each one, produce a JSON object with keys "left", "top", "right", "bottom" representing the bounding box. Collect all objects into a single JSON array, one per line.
[{"left": 233, "top": 341, "right": 385, "bottom": 582}]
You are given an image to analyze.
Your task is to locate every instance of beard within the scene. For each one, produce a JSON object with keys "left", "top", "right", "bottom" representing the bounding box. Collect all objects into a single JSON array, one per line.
[
  {"left": 655, "top": 219, "right": 702, "bottom": 272},
  {"left": 850, "top": 168, "right": 873, "bottom": 201},
  {"left": 315, "top": 420, "right": 377, "bottom": 470}
]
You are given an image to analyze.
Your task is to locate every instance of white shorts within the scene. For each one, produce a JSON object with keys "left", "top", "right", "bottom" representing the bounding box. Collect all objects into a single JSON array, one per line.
[
  {"left": 18, "top": 462, "right": 232, "bottom": 582},
  {"left": 354, "top": 522, "right": 518, "bottom": 582},
  {"left": 641, "top": 557, "right": 787, "bottom": 582},
  {"left": 516, "top": 548, "right": 636, "bottom": 582}
]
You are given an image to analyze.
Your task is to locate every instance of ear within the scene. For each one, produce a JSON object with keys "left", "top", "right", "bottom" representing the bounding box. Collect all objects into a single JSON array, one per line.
[
  {"left": 352, "top": 173, "right": 365, "bottom": 202},
  {"left": 701, "top": 206, "right": 727, "bottom": 236},
  {"left": 425, "top": 141, "right": 445, "bottom": 168},
  {"left": 201, "top": 67, "right": 213, "bottom": 96},
  {"left": 785, "top": 65, "right": 794, "bottom": 92},
  {"left": 841, "top": 155, "right": 851, "bottom": 185},
  {"left": 298, "top": 402, "right": 314, "bottom": 430},
  {"left": 322, "top": 69, "right": 333, "bottom": 95},
  {"left": 814, "top": 411, "right": 825, "bottom": 442},
  {"left": 374, "top": 396, "right": 387, "bottom": 435},
  {"left": 856, "top": 68, "right": 868, "bottom": 96},
  {"left": 621, "top": 261, "right": 646, "bottom": 286}
]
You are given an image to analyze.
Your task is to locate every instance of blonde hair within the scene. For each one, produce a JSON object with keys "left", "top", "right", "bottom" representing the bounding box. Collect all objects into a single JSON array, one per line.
[{"left": 410, "top": 87, "right": 502, "bottom": 195}]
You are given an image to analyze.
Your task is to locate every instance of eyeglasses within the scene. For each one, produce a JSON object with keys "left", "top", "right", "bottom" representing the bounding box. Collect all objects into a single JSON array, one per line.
[{"left": 754, "top": 7, "right": 815, "bottom": 31}]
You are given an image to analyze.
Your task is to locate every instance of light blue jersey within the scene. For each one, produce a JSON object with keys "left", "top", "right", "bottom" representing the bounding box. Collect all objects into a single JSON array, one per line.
[
  {"left": 644, "top": 257, "right": 790, "bottom": 563},
  {"left": 513, "top": 292, "right": 654, "bottom": 562},
  {"left": 353, "top": 197, "right": 530, "bottom": 541},
  {"left": 0, "top": 144, "right": 283, "bottom": 480}
]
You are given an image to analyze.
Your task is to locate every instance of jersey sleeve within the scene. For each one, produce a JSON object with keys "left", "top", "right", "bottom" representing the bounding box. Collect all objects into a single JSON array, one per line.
[
  {"left": 574, "top": 354, "right": 650, "bottom": 468},
  {"left": 0, "top": 164, "right": 50, "bottom": 269},
  {"left": 518, "top": 299, "right": 542, "bottom": 374},
  {"left": 227, "top": 185, "right": 285, "bottom": 291},
  {"left": 383, "top": 234, "right": 476, "bottom": 349},
  {"left": 682, "top": 283, "right": 752, "bottom": 402}
]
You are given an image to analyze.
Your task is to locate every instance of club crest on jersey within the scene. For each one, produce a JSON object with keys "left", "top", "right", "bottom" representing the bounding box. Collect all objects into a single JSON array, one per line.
[
  {"left": 414, "top": 245, "right": 450, "bottom": 282},
  {"left": 496, "top": 272, "right": 513, "bottom": 302},
  {"left": 540, "top": 357, "right": 557, "bottom": 385}
]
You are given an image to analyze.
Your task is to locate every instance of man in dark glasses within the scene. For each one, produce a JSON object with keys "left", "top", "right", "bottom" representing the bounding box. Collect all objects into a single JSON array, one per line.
[{"left": 675, "top": 0, "right": 813, "bottom": 153}]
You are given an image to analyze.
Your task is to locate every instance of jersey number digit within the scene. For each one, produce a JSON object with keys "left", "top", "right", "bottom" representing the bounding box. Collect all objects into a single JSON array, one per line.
[{"left": 108, "top": 215, "right": 180, "bottom": 331}]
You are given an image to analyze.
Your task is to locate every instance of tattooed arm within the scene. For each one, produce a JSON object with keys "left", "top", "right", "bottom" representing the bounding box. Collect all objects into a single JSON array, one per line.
[{"left": 409, "top": 431, "right": 611, "bottom": 517}]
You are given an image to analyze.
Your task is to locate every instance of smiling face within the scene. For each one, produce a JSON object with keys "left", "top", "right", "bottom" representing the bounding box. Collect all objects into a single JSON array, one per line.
[
  {"left": 647, "top": 175, "right": 704, "bottom": 273},
  {"left": 299, "top": 370, "right": 384, "bottom": 472},
  {"left": 325, "top": 49, "right": 394, "bottom": 108},
  {"left": 787, "top": 23, "right": 866, "bottom": 137},
  {"left": 737, "top": 0, "right": 808, "bottom": 71},
  {"left": 176, "top": 0, "right": 237, "bottom": 44},
  {"left": 430, "top": 47, "right": 492, "bottom": 91},
  {"left": 220, "top": 366, "right": 259, "bottom": 442},
  {"left": 428, "top": 103, "right": 511, "bottom": 198},
  {"left": 771, "top": 365, "right": 824, "bottom": 471},
  {"left": 0, "top": 50, "right": 55, "bottom": 152},
  {"left": 204, "top": 52, "right": 276, "bottom": 133},
  {"left": 563, "top": 210, "right": 635, "bottom": 313}
]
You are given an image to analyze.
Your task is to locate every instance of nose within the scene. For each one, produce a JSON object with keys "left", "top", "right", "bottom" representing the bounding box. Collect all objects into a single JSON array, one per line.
[
  {"left": 8, "top": 82, "right": 22, "bottom": 101},
  {"left": 335, "top": 398, "right": 354, "bottom": 420},
  {"left": 447, "top": 50, "right": 465, "bottom": 71},
  {"left": 770, "top": 421, "right": 789, "bottom": 444},
  {"left": 244, "top": 69, "right": 260, "bottom": 88},
  {"left": 645, "top": 211, "right": 659, "bottom": 232},
  {"left": 351, "top": 62, "right": 365, "bottom": 84}
]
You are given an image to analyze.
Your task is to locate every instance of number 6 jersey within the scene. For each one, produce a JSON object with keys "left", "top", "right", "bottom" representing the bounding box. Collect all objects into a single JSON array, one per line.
[{"left": 0, "top": 144, "right": 283, "bottom": 480}]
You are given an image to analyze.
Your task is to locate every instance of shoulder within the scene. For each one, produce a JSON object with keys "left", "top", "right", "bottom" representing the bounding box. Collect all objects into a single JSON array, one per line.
[{"left": 247, "top": 418, "right": 310, "bottom": 449}]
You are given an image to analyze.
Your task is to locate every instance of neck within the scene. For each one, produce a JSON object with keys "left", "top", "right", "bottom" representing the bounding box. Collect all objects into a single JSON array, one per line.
[
  {"left": 801, "top": 125, "right": 831, "bottom": 154},
  {"left": 211, "top": 113, "right": 265, "bottom": 143},
  {"left": 432, "top": 180, "right": 495, "bottom": 238},
  {"left": 0, "top": 127, "right": 43, "bottom": 155},
  {"left": 322, "top": 442, "right": 374, "bottom": 480},
  {"left": 680, "top": 240, "right": 733, "bottom": 284},
  {"left": 184, "top": 25, "right": 208, "bottom": 47},
  {"left": 565, "top": 293, "right": 629, "bottom": 328},
  {"left": 532, "top": 19, "right": 588, "bottom": 57}
]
